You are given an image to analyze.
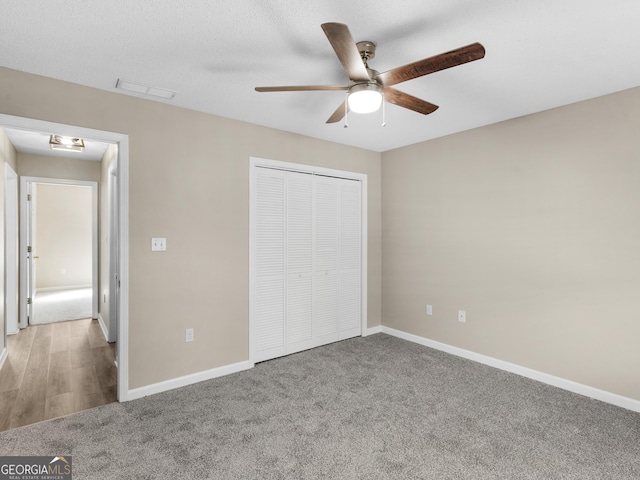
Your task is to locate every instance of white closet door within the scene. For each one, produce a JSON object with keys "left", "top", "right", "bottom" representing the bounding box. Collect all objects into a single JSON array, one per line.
[
  {"left": 253, "top": 168, "right": 286, "bottom": 362},
  {"left": 339, "top": 179, "right": 362, "bottom": 339},
  {"left": 313, "top": 176, "right": 339, "bottom": 346},
  {"left": 252, "top": 163, "right": 362, "bottom": 363},
  {"left": 286, "top": 171, "right": 314, "bottom": 354}
]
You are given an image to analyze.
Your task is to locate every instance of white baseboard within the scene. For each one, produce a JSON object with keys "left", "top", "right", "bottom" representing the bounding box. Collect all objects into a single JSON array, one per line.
[
  {"left": 364, "top": 325, "right": 382, "bottom": 336},
  {"left": 97, "top": 314, "right": 109, "bottom": 342},
  {"left": 0, "top": 347, "right": 7, "bottom": 371},
  {"left": 381, "top": 326, "right": 640, "bottom": 413},
  {"left": 127, "top": 360, "right": 254, "bottom": 401},
  {"left": 34, "top": 284, "right": 92, "bottom": 294}
]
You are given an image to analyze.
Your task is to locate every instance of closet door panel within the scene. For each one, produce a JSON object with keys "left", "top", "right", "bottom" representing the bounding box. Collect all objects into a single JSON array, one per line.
[
  {"left": 313, "top": 272, "right": 339, "bottom": 342},
  {"left": 338, "top": 179, "right": 362, "bottom": 339},
  {"left": 287, "top": 172, "right": 313, "bottom": 275},
  {"left": 252, "top": 163, "right": 362, "bottom": 363},
  {"left": 286, "top": 172, "right": 314, "bottom": 352},
  {"left": 253, "top": 168, "right": 286, "bottom": 361},
  {"left": 313, "top": 176, "right": 339, "bottom": 344},
  {"left": 314, "top": 177, "right": 339, "bottom": 274},
  {"left": 287, "top": 276, "right": 313, "bottom": 348},
  {"left": 254, "top": 278, "right": 285, "bottom": 360},
  {"left": 338, "top": 271, "right": 360, "bottom": 338}
]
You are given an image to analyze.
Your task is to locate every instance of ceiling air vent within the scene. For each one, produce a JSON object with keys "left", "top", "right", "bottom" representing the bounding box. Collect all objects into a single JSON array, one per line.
[{"left": 115, "top": 78, "right": 177, "bottom": 100}]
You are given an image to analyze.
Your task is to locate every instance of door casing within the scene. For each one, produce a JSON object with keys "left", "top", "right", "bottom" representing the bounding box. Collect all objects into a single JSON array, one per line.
[
  {"left": 4, "top": 164, "right": 19, "bottom": 335},
  {"left": 0, "top": 113, "right": 130, "bottom": 402},
  {"left": 19, "top": 177, "right": 98, "bottom": 327}
]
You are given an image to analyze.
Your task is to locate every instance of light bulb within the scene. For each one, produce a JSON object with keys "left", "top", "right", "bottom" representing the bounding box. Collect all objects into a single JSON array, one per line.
[{"left": 348, "top": 83, "right": 383, "bottom": 114}]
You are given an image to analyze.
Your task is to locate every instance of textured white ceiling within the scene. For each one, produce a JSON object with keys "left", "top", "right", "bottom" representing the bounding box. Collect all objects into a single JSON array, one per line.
[{"left": 1, "top": 0, "right": 640, "bottom": 152}]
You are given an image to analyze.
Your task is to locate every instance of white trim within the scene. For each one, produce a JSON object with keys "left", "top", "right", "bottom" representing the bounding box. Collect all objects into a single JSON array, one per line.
[
  {"left": 250, "top": 157, "right": 368, "bottom": 180},
  {"left": 381, "top": 326, "right": 640, "bottom": 413},
  {"left": 364, "top": 326, "right": 382, "bottom": 336},
  {"left": 4, "top": 162, "right": 19, "bottom": 338},
  {"left": 0, "top": 114, "right": 130, "bottom": 403},
  {"left": 127, "top": 361, "right": 254, "bottom": 401},
  {"left": 249, "top": 157, "right": 368, "bottom": 364},
  {"left": 97, "top": 313, "right": 109, "bottom": 342},
  {"left": 107, "top": 161, "right": 119, "bottom": 344},
  {"left": 116, "top": 136, "right": 129, "bottom": 401},
  {"left": 0, "top": 347, "right": 7, "bottom": 371}
]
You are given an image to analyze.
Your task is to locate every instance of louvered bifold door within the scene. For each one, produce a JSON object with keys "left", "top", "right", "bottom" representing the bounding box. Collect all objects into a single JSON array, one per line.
[
  {"left": 252, "top": 164, "right": 362, "bottom": 363},
  {"left": 313, "top": 175, "right": 340, "bottom": 347},
  {"left": 253, "top": 168, "right": 286, "bottom": 362},
  {"left": 338, "top": 178, "right": 362, "bottom": 340},
  {"left": 285, "top": 171, "right": 314, "bottom": 355}
]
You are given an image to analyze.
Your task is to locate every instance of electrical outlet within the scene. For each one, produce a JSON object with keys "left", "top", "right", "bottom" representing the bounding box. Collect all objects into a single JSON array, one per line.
[
  {"left": 185, "top": 328, "right": 194, "bottom": 342},
  {"left": 458, "top": 310, "right": 466, "bottom": 323},
  {"left": 426, "top": 304, "right": 433, "bottom": 315}
]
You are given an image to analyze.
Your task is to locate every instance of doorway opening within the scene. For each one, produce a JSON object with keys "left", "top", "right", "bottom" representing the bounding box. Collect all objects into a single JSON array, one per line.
[
  {"left": 20, "top": 178, "right": 98, "bottom": 328},
  {"left": 0, "top": 114, "right": 129, "bottom": 432}
]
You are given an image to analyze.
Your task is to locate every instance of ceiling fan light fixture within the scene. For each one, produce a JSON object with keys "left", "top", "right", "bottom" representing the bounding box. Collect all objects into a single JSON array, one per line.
[
  {"left": 49, "top": 135, "right": 85, "bottom": 153},
  {"left": 348, "top": 83, "right": 383, "bottom": 114}
]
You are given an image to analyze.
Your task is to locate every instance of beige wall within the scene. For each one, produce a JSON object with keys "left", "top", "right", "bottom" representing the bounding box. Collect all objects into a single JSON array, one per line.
[
  {"left": 0, "top": 128, "right": 18, "bottom": 351},
  {"left": 33, "top": 183, "right": 92, "bottom": 289},
  {"left": 382, "top": 86, "right": 640, "bottom": 401},
  {"left": 6, "top": 65, "right": 634, "bottom": 403},
  {"left": 0, "top": 67, "right": 382, "bottom": 389},
  {"left": 99, "top": 144, "right": 118, "bottom": 337},
  {"left": 17, "top": 153, "right": 101, "bottom": 182}
]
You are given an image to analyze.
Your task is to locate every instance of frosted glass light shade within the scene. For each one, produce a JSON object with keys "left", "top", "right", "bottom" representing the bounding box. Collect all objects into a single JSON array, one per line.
[{"left": 348, "top": 83, "right": 383, "bottom": 113}]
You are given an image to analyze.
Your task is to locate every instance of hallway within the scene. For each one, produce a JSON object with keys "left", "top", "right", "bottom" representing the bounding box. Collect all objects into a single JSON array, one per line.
[{"left": 0, "top": 318, "right": 117, "bottom": 431}]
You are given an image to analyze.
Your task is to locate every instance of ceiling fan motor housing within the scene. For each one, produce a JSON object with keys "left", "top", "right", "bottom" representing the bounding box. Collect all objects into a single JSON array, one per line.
[{"left": 356, "top": 41, "right": 376, "bottom": 63}]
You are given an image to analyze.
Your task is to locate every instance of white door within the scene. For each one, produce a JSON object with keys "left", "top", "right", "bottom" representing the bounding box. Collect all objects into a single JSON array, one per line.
[
  {"left": 285, "top": 171, "right": 314, "bottom": 354},
  {"left": 251, "top": 161, "right": 364, "bottom": 363},
  {"left": 253, "top": 167, "right": 287, "bottom": 361},
  {"left": 338, "top": 178, "right": 362, "bottom": 340},
  {"left": 311, "top": 175, "right": 340, "bottom": 347},
  {"left": 20, "top": 181, "right": 34, "bottom": 328},
  {"left": 108, "top": 164, "right": 119, "bottom": 343}
]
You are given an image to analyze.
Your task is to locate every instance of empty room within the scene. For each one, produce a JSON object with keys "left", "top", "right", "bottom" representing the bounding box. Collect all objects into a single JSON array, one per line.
[{"left": 0, "top": 1, "right": 639, "bottom": 479}]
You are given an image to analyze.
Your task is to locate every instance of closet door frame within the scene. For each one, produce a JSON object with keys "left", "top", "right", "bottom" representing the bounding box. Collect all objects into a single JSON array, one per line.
[{"left": 249, "top": 157, "right": 368, "bottom": 365}]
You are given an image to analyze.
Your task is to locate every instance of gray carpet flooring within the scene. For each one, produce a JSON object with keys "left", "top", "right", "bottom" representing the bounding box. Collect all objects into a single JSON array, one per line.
[
  {"left": 31, "top": 287, "right": 92, "bottom": 325},
  {"left": 1, "top": 334, "right": 638, "bottom": 479}
]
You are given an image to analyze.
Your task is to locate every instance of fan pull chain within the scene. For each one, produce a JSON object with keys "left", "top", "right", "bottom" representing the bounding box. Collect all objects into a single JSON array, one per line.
[
  {"left": 344, "top": 92, "right": 349, "bottom": 128},
  {"left": 381, "top": 92, "right": 386, "bottom": 127}
]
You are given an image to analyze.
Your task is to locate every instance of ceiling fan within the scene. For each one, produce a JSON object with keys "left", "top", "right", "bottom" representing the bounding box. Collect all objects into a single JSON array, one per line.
[{"left": 255, "top": 22, "right": 486, "bottom": 124}]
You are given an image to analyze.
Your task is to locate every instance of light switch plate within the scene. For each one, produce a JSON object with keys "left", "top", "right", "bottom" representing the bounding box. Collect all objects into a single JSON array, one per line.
[{"left": 151, "top": 237, "right": 166, "bottom": 251}]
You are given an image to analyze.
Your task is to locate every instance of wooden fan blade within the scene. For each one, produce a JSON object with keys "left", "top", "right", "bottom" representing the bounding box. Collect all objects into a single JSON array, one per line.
[
  {"left": 255, "top": 85, "right": 348, "bottom": 92},
  {"left": 321, "top": 23, "right": 370, "bottom": 82},
  {"left": 326, "top": 100, "right": 349, "bottom": 123},
  {"left": 384, "top": 88, "right": 439, "bottom": 115},
  {"left": 377, "top": 43, "right": 485, "bottom": 87}
]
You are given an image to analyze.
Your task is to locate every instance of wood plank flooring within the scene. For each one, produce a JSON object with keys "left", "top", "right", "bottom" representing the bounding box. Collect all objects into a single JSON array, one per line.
[{"left": 0, "top": 318, "right": 116, "bottom": 432}]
